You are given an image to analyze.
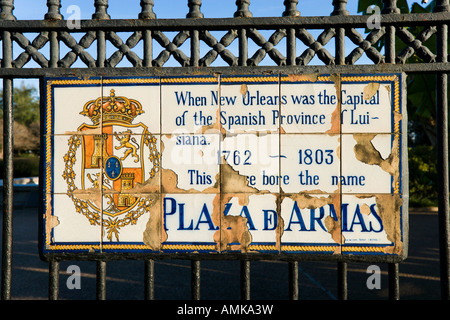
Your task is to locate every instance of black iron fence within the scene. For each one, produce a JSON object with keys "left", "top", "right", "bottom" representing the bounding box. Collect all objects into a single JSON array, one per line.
[{"left": 0, "top": 0, "right": 449, "bottom": 300}]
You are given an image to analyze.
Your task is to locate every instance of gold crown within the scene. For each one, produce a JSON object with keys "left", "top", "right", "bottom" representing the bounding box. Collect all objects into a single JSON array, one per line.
[{"left": 80, "top": 89, "right": 144, "bottom": 125}]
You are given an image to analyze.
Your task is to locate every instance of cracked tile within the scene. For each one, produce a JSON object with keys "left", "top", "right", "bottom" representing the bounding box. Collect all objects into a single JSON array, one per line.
[{"left": 280, "top": 193, "right": 341, "bottom": 254}]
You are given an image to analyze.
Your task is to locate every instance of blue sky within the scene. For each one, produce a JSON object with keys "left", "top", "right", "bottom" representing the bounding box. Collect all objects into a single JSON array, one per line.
[
  {"left": 11, "top": 0, "right": 423, "bottom": 20},
  {"left": 13, "top": 0, "right": 353, "bottom": 19},
  {"left": 9, "top": 0, "right": 423, "bottom": 90}
]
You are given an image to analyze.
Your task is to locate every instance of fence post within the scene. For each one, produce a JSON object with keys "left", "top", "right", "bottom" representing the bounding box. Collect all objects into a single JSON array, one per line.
[
  {"left": 240, "top": 260, "right": 251, "bottom": 300},
  {"left": 284, "top": 1, "right": 300, "bottom": 300},
  {"left": 144, "top": 259, "right": 155, "bottom": 300},
  {"left": 45, "top": 1, "right": 62, "bottom": 69},
  {"left": 434, "top": 0, "right": 450, "bottom": 301},
  {"left": 235, "top": 0, "right": 252, "bottom": 301},
  {"left": 382, "top": 0, "right": 400, "bottom": 64},
  {"left": 283, "top": 0, "right": 300, "bottom": 71},
  {"left": 191, "top": 260, "right": 201, "bottom": 300},
  {"left": 0, "top": 0, "right": 15, "bottom": 301},
  {"left": 49, "top": 260, "right": 60, "bottom": 300},
  {"left": 288, "top": 261, "right": 299, "bottom": 300},
  {"left": 139, "top": 0, "right": 156, "bottom": 68},
  {"left": 45, "top": 0, "right": 63, "bottom": 20},
  {"left": 97, "top": 260, "right": 107, "bottom": 300},
  {"left": 332, "top": 0, "right": 348, "bottom": 301},
  {"left": 235, "top": 0, "right": 251, "bottom": 67},
  {"left": 187, "top": 0, "right": 203, "bottom": 67}
]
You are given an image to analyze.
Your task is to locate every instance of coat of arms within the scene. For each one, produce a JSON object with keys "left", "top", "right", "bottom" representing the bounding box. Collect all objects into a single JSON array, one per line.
[{"left": 62, "top": 89, "right": 160, "bottom": 241}]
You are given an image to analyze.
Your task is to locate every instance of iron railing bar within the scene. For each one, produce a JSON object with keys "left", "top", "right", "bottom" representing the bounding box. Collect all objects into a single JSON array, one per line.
[
  {"left": 1, "top": 5, "right": 14, "bottom": 297},
  {"left": 45, "top": 0, "right": 63, "bottom": 21},
  {"left": 383, "top": 2, "right": 402, "bottom": 301},
  {"left": 382, "top": 0, "right": 399, "bottom": 64},
  {"left": 191, "top": 259, "right": 201, "bottom": 300},
  {"left": 288, "top": 261, "right": 299, "bottom": 300},
  {"left": 333, "top": 0, "right": 348, "bottom": 301},
  {"left": 97, "top": 30, "right": 106, "bottom": 68},
  {"left": 1, "top": 77, "right": 13, "bottom": 301},
  {"left": 45, "top": 0, "right": 61, "bottom": 69},
  {"left": 437, "top": 70, "right": 450, "bottom": 300},
  {"left": 236, "top": 1, "right": 250, "bottom": 300},
  {"left": 187, "top": 0, "right": 203, "bottom": 68},
  {"left": 144, "top": 259, "right": 155, "bottom": 300},
  {"left": 337, "top": 261, "right": 347, "bottom": 300},
  {"left": 96, "top": 260, "right": 107, "bottom": 300},
  {"left": 140, "top": 0, "right": 155, "bottom": 68},
  {"left": 240, "top": 260, "right": 250, "bottom": 300},
  {"left": 388, "top": 263, "right": 400, "bottom": 300},
  {"left": 0, "top": 13, "right": 449, "bottom": 31},
  {"left": 190, "top": 29, "right": 200, "bottom": 67},
  {"left": 49, "top": 31, "right": 59, "bottom": 68},
  {"left": 435, "top": 0, "right": 450, "bottom": 298},
  {"left": 142, "top": 29, "right": 153, "bottom": 68},
  {"left": 39, "top": 252, "right": 406, "bottom": 263},
  {"left": 49, "top": 260, "right": 60, "bottom": 300},
  {"left": 284, "top": 2, "right": 299, "bottom": 300},
  {"left": 93, "top": 0, "right": 111, "bottom": 20},
  {"left": 0, "top": 63, "right": 449, "bottom": 78}
]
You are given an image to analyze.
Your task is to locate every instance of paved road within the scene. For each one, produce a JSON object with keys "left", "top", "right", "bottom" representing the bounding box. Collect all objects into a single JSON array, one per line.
[{"left": 1, "top": 206, "right": 441, "bottom": 300}]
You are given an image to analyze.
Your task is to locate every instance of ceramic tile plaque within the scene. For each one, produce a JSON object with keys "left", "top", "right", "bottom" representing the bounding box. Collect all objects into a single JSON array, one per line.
[{"left": 41, "top": 73, "right": 407, "bottom": 260}]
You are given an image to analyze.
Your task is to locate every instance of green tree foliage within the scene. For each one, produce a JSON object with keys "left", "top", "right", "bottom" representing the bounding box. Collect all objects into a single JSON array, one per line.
[
  {"left": 358, "top": 0, "right": 446, "bottom": 206},
  {"left": 408, "top": 145, "right": 438, "bottom": 207},
  {"left": 0, "top": 82, "right": 39, "bottom": 127},
  {"left": 359, "top": 0, "right": 448, "bottom": 147},
  {"left": 0, "top": 82, "right": 40, "bottom": 156},
  {"left": 358, "top": 0, "right": 410, "bottom": 14}
]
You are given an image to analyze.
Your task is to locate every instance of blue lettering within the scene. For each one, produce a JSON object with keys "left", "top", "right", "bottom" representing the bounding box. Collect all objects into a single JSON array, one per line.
[
  {"left": 263, "top": 209, "right": 277, "bottom": 230},
  {"left": 194, "top": 204, "right": 218, "bottom": 230},
  {"left": 239, "top": 206, "right": 256, "bottom": 230},
  {"left": 349, "top": 204, "right": 368, "bottom": 232},
  {"left": 177, "top": 203, "right": 193, "bottom": 230},
  {"left": 285, "top": 201, "right": 307, "bottom": 231},
  {"left": 174, "top": 91, "right": 206, "bottom": 106},
  {"left": 368, "top": 204, "right": 383, "bottom": 232},
  {"left": 163, "top": 197, "right": 193, "bottom": 231},
  {"left": 163, "top": 197, "right": 177, "bottom": 231},
  {"left": 310, "top": 208, "right": 325, "bottom": 231}
]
